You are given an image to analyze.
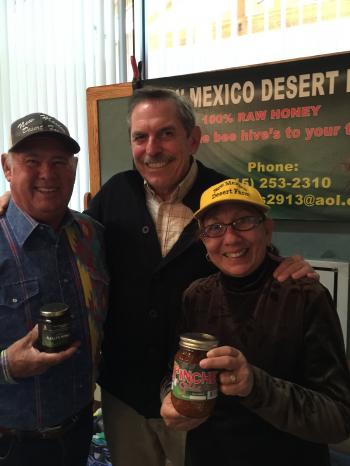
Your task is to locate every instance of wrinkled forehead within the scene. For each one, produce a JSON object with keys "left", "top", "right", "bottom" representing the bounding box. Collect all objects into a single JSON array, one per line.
[{"left": 200, "top": 201, "right": 264, "bottom": 224}]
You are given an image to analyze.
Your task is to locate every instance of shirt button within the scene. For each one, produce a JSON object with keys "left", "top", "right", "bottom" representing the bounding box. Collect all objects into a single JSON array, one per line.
[
  {"left": 12, "top": 298, "right": 18, "bottom": 303},
  {"left": 149, "top": 309, "right": 157, "bottom": 319},
  {"left": 63, "top": 278, "right": 69, "bottom": 283},
  {"left": 142, "top": 226, "right": 150, "bottom": 234}
]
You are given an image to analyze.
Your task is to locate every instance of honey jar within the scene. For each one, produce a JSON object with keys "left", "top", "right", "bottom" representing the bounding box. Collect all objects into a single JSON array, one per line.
[{"left": 38, "top": 303, "right": 71, "bottom": 353}]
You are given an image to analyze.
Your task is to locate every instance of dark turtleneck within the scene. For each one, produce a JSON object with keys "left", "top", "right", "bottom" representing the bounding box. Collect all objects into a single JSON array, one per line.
[{"left": 220, "top": 254, "right": 277, "bottom": 293}]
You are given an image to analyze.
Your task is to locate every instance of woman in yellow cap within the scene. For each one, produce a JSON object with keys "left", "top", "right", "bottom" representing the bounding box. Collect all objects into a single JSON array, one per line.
[{"left": 161, "top": 179, "right": 350, "bottom": 466}]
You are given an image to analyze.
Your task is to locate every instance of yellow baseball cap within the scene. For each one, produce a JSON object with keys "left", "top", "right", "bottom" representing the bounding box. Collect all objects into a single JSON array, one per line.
[{"left": 194, "top": 179, "right": 269, "bottom": 219}]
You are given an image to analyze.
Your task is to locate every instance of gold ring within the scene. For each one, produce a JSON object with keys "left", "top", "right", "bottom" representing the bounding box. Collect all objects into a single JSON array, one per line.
[{"left": 230, "top": 373, "right": 237, "bottom": 384}]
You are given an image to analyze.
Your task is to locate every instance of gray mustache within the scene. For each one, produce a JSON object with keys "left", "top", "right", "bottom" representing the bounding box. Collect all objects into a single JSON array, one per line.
[{"left": 143, "top": 155, "right": 174, "bottom": 164}]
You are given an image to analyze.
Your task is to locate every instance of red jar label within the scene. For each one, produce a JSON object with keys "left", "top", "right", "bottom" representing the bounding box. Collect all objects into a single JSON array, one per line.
[{"left": 171, "top": 359, "right": 218, "bottom": 401}]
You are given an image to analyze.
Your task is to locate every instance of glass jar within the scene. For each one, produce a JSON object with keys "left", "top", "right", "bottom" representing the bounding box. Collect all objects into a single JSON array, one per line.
[
  {"left": 38, "top": 303, "right": 71, "bottom": 353},
  {"left": 171, "top": 332, "right": 218, "bottom": 418}
]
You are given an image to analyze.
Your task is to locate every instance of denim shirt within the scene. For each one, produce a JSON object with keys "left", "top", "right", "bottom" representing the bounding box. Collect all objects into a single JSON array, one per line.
[{"left": 0, "top": 200, "right": 108, "bottom": 429}]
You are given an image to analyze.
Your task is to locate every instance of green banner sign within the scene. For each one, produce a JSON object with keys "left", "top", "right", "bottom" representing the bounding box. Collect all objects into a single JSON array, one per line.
[{"left": 149, "top": 52, "right": 350, "bottom": 221}]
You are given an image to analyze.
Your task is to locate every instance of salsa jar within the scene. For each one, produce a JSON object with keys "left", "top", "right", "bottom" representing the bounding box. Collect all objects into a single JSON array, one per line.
[
  {"left": 171, "top": 332, "right": 218, "bottom": 418},
  {"left": 38, "top": 303, "right": 71, "bottom": 353}
]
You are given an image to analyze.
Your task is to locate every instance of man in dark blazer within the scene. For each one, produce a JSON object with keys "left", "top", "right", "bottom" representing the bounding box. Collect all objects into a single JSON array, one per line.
[{"left": 86, "top": 87, "right": 316, "bottom": 466}]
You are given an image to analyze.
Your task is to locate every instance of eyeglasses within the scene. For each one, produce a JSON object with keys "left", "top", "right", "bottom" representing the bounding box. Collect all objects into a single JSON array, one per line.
[{"left": 200, "top": 216, "right": 264, "bottom": 238}]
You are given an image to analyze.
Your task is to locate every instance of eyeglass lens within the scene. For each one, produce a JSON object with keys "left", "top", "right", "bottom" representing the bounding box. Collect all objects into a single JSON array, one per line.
[{"left": 202, "top": 216, "right": 263, "bottom": 237}]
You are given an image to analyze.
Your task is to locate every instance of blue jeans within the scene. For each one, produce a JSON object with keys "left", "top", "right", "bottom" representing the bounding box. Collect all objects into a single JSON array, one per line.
[{"left": 0, "top": 406, "right": 93, "bottom": 466}]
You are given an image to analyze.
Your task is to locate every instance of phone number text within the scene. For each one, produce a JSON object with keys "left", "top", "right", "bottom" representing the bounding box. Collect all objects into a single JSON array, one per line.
[{"left": 238, "top": 177, "right": 331, "bottom": 189}]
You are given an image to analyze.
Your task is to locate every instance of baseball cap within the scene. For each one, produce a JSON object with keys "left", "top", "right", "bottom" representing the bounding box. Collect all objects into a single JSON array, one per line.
[
  {"left": 9, "top": 113, "right": 80, "bottom": 154},
  {"left": 194, "top": 179, "right": 269, "bottom": 219}
]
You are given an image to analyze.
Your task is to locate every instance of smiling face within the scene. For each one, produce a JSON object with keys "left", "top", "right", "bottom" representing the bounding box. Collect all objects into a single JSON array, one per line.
[
  {"left": 200, "top": 203, "right": 273, "bottom": 277},
  {"left": 130, "top": 99, "right": 201, "bottom": 200},
  {"left": 2, "top": 135, "right": 77, "bottom": 229}
]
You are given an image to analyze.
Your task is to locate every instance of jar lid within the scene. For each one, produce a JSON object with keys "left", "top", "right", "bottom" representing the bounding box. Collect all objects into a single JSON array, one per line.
[
  {"left": 40, "top": 302, "right": 69, "bottom": 317},
  {"left": 179, "top": 333, "right": 218, "bottom": 351}
]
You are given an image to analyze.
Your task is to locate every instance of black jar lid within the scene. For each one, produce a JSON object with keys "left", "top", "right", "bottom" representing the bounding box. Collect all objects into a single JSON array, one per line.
[{"left": 40, "top": 302, "right": 69, "bottom": 317}]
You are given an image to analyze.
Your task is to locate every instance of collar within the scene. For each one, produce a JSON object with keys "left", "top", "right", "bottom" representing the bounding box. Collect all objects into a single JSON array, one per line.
[
  {"left": 144, "top": 159, "right": 198, "bottom": 203},
  {"left": 220, "top": 255, "right": 276, "bottom": 292},
  {"left": 5, "top": 199, "right": 79, "bottom": 247}
]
